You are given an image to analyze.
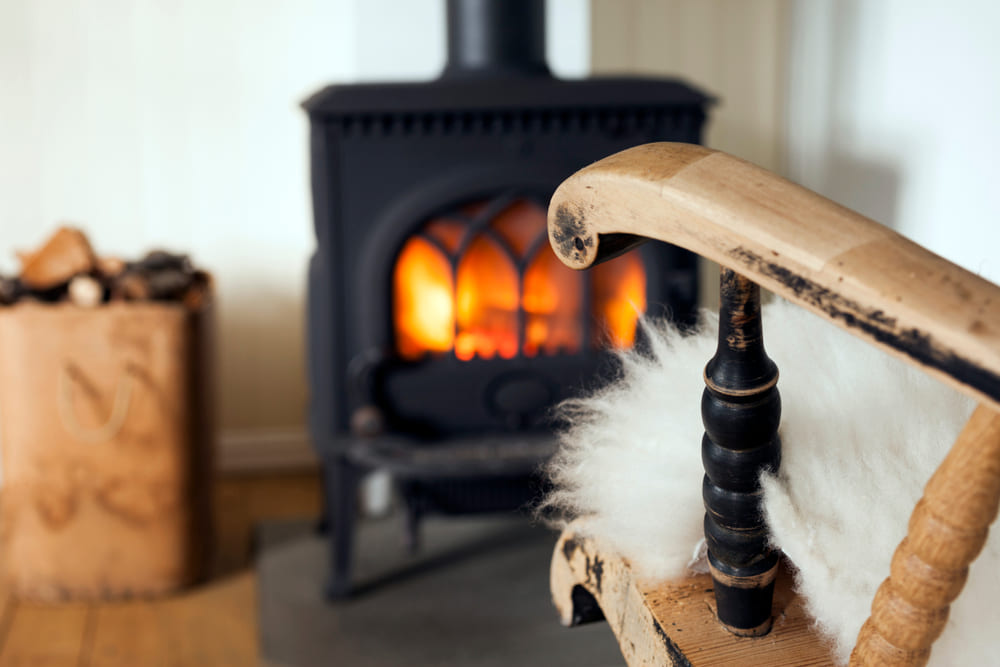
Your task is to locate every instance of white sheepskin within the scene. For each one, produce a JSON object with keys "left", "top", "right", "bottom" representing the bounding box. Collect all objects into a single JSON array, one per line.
[{"left": 542, "top": 299, "right": 997, "bottom": 665}]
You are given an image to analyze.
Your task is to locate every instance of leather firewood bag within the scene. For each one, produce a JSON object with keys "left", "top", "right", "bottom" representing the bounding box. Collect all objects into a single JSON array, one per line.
[{"left": 0, "top": 301, "right": 213, "bottom": 600}]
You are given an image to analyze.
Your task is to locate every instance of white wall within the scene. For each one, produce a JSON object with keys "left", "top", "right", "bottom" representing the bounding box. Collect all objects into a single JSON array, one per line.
[
  {"left": 0, "top": 0, "right": 589, "bottom": 464},
  {"left": 592, "top": 0, "right": 790, "bottom": 174},
  {"left": 591, "top": 0, "right": 791, "bottom": 308},
  {"left": 786, "top": 0, "right": 1000, "bottom": 281}
]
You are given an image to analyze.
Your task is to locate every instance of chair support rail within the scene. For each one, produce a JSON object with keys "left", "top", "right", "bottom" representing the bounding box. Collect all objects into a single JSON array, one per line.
[{"left": 702, "top": 269, "right": 781, "bottom": 635}]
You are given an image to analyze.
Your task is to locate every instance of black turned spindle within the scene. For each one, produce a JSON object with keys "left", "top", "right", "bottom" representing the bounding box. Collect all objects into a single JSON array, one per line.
[{"left": 701, "top": 269, "right": 781, "bottom": 636}]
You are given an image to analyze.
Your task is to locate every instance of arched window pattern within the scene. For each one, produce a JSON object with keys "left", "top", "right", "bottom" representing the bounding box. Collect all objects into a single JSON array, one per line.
[{"left": 393, "top": 194, "right": 647, "bottom": 361}]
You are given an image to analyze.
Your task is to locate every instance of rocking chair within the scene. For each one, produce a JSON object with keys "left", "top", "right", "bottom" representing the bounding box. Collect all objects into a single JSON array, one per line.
[{"left": 545, "top": 143, "right": 1000, "bottom": 666}]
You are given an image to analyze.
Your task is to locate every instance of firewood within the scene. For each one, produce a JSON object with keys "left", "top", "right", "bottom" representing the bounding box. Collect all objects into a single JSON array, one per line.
[
  {"left": 96, "top": 256, "right": 126, "bottom": 279},
  {"left": 68, "top": 275, "right": 104, "bottom": 307},
  {"left": 3, "top": 231, "right": 206, "bottom": 308},
  {"left": 114, "top": 271, "right": 151, "bottom": 301},
  {"left": 19, "top": 227, "right": 96, "bottom": 290},
  {"left": 146, "top": 268, "right": 193, "bottom": 301},
  {"left": 0, "top": 277, "right": 23, "bottom": 305},
  {"left": 182, "top": 271, "right": 211, "bottom": 310},
  {"left": 137, "top": 250, "right": 192, "bottom": 274}
]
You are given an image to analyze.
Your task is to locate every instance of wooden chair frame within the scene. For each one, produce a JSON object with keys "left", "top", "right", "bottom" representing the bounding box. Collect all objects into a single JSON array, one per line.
[{"left": 546, "top": 143, "right": 1000, "bottom": 666}]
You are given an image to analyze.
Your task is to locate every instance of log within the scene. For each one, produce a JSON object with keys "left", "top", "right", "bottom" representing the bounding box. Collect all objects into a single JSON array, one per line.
[{"left": 18, "top": 227, "right": 96, "bottom": 290}]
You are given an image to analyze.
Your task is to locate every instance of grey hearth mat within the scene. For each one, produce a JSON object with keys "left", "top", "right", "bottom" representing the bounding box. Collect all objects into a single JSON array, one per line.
[{"left": 257, "top": 513, "right": 625, "bottom": 667}]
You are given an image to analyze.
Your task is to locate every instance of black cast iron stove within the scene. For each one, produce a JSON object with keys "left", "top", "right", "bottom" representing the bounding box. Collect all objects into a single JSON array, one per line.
[{"left": 305, "top": 0, "right": 710, "bottom": 598}]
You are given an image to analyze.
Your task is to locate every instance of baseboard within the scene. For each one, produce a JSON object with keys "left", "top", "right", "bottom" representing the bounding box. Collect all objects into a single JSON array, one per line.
[{"left": 216, "top": 427, "right": 318, "bottom": 472}]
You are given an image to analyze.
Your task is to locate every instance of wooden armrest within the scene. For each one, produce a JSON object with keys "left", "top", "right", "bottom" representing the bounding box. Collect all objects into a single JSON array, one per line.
[{"left": 547, "top": 142, "right": 1000, "bottom": 411}]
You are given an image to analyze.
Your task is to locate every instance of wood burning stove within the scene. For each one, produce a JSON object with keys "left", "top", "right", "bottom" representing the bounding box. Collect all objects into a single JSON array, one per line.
[{"left": 304, "top": 0, "right": 710, "bottom": 598}]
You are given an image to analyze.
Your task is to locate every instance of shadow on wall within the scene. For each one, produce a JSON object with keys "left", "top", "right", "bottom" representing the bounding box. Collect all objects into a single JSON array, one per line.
[
  {"left": 824, "top": 153, "right": 900, "bottom": 230},
  {"left": 793, "top": 0, "right": 903, "bottom": 231},
  {"left": 217, "top": 284, "right": 307, "bottom": 431}
]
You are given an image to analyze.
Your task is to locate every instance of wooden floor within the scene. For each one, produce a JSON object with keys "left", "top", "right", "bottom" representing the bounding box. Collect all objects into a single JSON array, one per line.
[{"left": 0, "top": 471, "right": 322, "bottom": 667}]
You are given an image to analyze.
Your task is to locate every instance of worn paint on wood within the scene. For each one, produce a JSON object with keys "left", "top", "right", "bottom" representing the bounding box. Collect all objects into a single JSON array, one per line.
[
  {"left": 547, "top": 143, "right": 1000, "bottom": 412},
  {"left": 551, "top": 525, "right": 836, "bottom": 666},
  {"left": 701, "top": 269, "right": 781, "bottom": 635}
]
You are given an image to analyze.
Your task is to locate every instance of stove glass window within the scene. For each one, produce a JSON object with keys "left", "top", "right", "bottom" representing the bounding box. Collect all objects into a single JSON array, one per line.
[{"left": 393, "top": 194, "right": 646, "bottom": 361}]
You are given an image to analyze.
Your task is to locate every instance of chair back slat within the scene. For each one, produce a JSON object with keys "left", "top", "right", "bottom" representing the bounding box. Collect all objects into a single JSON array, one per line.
[{"left": 851, "top": 404, "right": 1000, "bottom": 665}]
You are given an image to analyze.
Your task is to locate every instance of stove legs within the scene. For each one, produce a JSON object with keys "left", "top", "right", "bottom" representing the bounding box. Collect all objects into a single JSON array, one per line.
[
  {"left": 323, "top": 455, "right": 361, "bottom": 600},
  {"left": 404, "top": 495, "right": 422, "bottom": 555}
]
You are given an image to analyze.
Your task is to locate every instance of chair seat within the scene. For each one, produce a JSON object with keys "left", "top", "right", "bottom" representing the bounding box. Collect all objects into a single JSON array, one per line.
[{"left": 550, "top": 523, "right": 836, "bottom": 666}]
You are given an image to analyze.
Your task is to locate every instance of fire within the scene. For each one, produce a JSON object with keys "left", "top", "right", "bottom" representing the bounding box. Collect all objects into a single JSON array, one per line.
[
  {"left": 393, "top": 199, "right": 647, "bottom": 361},
  {"left": 592, "top": 251, "right": 646, "bottom": 347},
  {"left": 523, "top": 249, "right": 582, "bottom": 356},
  {"left": 394, "top": 237, "right": 455, "bottom": 359},
  {"left": 455, "top": 236, "right": 519, "bottom": 360}
]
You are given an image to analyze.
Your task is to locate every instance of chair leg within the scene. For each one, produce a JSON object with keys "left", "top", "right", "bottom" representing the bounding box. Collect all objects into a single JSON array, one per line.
[{"left": 701, "top": 268, "right": 782, "bottom": 636}]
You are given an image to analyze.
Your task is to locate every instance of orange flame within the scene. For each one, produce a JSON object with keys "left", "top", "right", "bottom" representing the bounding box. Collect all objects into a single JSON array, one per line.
[
  {"left": 394, "top": 237, "right": 454, "bottom": 359},
  {"left": 393, "top": 200, "right": 647, "bottom": 361},
  {"left": 455, "top": 236, "right": 519, "bottom": 360},
  {"left": 592, "top": 251, "right": 646, "bottom": 347},
  {"left": 523, "top": 249, "right": 582, "bottom": 356}
]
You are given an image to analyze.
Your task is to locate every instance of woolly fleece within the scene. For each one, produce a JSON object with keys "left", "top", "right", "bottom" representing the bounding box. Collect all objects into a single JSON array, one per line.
[{"left": 542, "top": 299, "right": 995, "bottom": 665}]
